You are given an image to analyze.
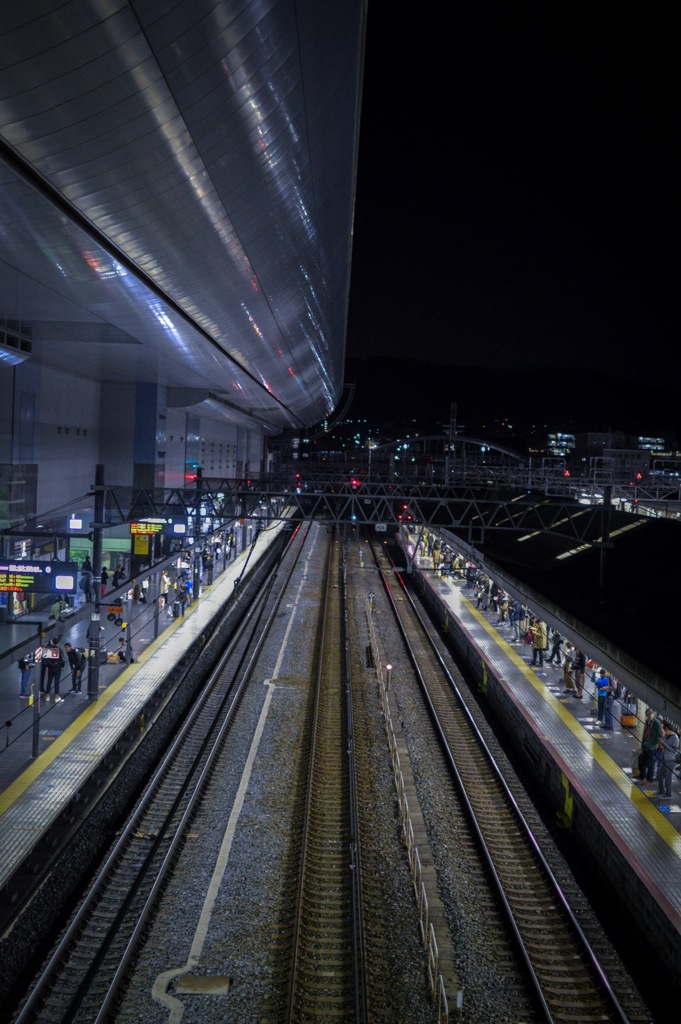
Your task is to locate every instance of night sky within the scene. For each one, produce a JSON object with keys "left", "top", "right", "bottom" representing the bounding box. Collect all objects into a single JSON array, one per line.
[{"left": 346, "top": 6, "right": 675, "bottom": 424}]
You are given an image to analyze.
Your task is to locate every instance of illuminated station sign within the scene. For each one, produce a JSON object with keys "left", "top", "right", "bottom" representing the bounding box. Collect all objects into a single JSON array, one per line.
[
  {"left": 0, "top": 561, "right": 78, "bottom": 593},
  {"left": 130, "top": 520, "right": 165, "bottom": 535},
  {"left": 130, "top": 517, "right": 186, "bottom": 536}
]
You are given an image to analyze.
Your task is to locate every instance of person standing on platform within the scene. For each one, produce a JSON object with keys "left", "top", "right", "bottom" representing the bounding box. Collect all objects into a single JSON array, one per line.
[
  {"left": 81, "top": 558, "right": 93, "bottom": 600},
  {"left": 18, "top": 653, "right": 33, "bottom": 698},
  {"left": 518, "top": 605, "right": 530, "bottom": 641},
  {"left": 562, "top": 642, "right": 575, "bottom": 694},
  {"left": 573, "top": 648, "right": 586, "bottom": 699},
  {"left": 160, "top": 569, "right": 171, "bottom": 606},
  {"left": 602, "top": 673, "right": 617, "bottom": 729},
  {"left": 178, "top": 578, "right": 188, "bottom": 616},
  {"left": 64, "top": 643, "right": 86, "bottom": 693},
  {"left": 43, "top": 638, "right": 65, "bottom": 703},
  {"left": 100, "top": 566, "right": 109, "bottom": 598},
  {"left": 657, "top": 722, "right": 680, "bottom": 798},
  {"left": 79, "top": 570, "right": 93, "bottom": 603},
  {"left": 545, "top": 629, "right": 564, "bottom": 666},
  {"left": 112, "top": 563, "right": 126, "bottom": 590},
  {"left": 52, "top": 595, "right": 67, "bottom": 622},
  {"left": 40, "top": 642, "right": 49, "bottom": 694},
  {"left": 596, "top": 669, "right": 611, "bottom": 725},
  {"left": 531, "top": 619, "right": 548, "bottom": 667},
  {"left": 509, "top": 599, "right": 523, "bottom": 642},
  {"left": 639, "top": 708, "right": 663, "bottom": 783}
]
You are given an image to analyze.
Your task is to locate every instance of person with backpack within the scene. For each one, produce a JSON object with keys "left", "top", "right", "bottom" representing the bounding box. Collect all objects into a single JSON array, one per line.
[
  {"left": 43, "top": 637, "right": 65, "bottom": 702},
  {"left": 64, "top": 642, "right": 86, "bottom": 693},
  {"left": 509, "top": 599, "right": 523, "bottom": 642},
  {"left": 572, "top": 648, "right": 587, "bottom": 699}
]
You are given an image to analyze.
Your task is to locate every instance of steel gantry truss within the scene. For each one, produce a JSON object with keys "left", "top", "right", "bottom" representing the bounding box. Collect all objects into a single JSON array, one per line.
[{"left": 1, "top": 472, "right": 654, "bottom": 551}]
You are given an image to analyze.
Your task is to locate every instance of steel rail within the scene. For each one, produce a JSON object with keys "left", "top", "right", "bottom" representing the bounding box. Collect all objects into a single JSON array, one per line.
[
  {"left": 12, "top": 524, "right": 310, "bottom": 1023},
  {"left": 372, "top": 537, "right": 633, "bottom": 1024},
  {"left": 286, "top": 529, "right": 367, "bottom": 1022}
]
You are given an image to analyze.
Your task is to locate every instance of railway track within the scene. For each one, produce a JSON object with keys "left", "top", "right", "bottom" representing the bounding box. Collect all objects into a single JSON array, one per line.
[
  {"left": 11, "top": 525, "right": 378, "bottom": 1024},
  {"left": 286, "top": 531, "right": 367, "bottom": 1023},
  {"left": 370, "top": 536, "right": 641, "bottom": 1024},
  {"left": 10, "top": 523, "right": 452, "bottom": 1024},
  {"left": 11, "top": 525, "right": 311, "bottom": 1024}
]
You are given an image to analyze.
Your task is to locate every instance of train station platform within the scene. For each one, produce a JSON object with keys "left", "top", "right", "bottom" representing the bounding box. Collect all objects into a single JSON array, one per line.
[
  {"left": 2, "top": 517, "right": 680, "bottom": 998},
  {"left": 413, "top": 551, "right": 681, "bottom": 838},
  {"left": 0, "top": 550, "right": 211, "bottom": 794},
  {"left": 0, "top": 521, "right": 287, "bottom": 892},
  {"left": 403, "top": 535, "right": 681, "bottom": 991}
]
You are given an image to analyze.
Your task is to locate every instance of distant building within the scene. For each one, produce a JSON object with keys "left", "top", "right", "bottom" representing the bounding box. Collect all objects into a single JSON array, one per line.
[
  {"left": 527, "top": 432, "right": 576, "bottom": 458},
  {"left": 574, "top": 431, "right": 628, "bottom": 462},
  {"left": 636, "top": 436, "right": 666, "bottom": 453},
  {"left": 601, "top": 449, "right": 651, "bottom": 481}
]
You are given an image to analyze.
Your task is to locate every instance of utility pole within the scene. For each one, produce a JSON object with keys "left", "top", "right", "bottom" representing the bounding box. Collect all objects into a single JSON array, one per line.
[
  {"left": 444, "top": 402, "right": 457, "bottom": 483},
  {"left": 598, "top": 485, "right": 614, "bottom": 604},
  {"left": 193, "top": 467, "right": 203, "bottom": 601},
  {"left": 88, "top": 463, "right": 105, "bottom": 700},
  {"left": 451, "top": 401, "right": 457, "bottom": 481}
]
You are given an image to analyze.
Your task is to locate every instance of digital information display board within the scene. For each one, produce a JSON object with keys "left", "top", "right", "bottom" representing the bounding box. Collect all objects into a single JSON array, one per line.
[
  {"left": 130, "top": 517, "right": 186, "bottom": 536},
  {"left": 0, "top": 561, "right": 78, "bottom": 594},
  {"left": 130, "top": 521, "right": 164, "bottom": 535}
]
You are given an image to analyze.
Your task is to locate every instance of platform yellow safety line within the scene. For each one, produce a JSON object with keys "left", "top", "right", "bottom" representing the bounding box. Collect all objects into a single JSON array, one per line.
[
  {"left": 0, "top": 600, "right": 196, "bottom": 820},
  {"left": 0, "top": 533, "right": 284, "bottom": 821},
  {"left": 460, "top": 591, "right": 681, "bottom": 856}
]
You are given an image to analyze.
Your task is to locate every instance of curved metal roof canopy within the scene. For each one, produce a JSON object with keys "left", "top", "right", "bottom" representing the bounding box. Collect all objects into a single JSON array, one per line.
[{"left": 0, "top": 0, "right": 365, "bottom": 432}]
